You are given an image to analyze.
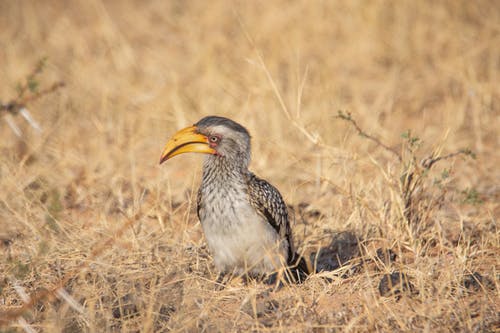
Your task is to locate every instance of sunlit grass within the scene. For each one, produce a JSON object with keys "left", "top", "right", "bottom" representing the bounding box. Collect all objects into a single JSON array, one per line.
[{"left": 0, "top": 1, "right": 498, "bottom": 331}]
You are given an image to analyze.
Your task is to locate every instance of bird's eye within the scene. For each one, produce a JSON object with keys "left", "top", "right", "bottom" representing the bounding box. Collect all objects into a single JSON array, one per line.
[{"left": 209, "top": 135, "right": 220, "bottom": 143}]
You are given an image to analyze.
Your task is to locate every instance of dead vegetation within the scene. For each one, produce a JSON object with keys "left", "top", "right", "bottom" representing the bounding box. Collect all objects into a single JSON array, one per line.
[{"left": 0, "top": 1, "right": 498, "bottom": 332}]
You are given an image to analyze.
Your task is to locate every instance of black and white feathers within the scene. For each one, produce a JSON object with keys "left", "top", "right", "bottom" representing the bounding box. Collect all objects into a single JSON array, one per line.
[{"left": 193, "top": 116, "right": 307, "bottom": 280}]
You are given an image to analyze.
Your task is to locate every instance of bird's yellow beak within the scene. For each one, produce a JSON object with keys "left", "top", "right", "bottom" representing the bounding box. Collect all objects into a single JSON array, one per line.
[{"left": 159, "top": 125, "right": 216, "bottom": 164}]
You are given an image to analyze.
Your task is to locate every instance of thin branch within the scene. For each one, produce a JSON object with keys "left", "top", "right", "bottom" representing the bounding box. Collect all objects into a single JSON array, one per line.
[
  {"left": 16, "top": 57, "right": 48, "bottom": 99},
  {"left": 420, "top": 149, "right": 475, "bottom": 170},
  {"left": 1, "top": 82, "right": 65, "bottom": 116},
  {"left": 336, "top": 111, "right": 402, "bottom": 161}
]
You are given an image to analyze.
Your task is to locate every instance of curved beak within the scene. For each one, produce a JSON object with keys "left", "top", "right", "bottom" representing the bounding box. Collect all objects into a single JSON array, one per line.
[{"left": 159, "top": 125, "right": 216, "bottom": 164}]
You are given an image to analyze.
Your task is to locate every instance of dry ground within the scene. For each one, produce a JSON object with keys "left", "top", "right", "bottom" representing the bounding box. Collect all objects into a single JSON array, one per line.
[{"left": 0, "top": 1, "right": 499, "bottom": 332}]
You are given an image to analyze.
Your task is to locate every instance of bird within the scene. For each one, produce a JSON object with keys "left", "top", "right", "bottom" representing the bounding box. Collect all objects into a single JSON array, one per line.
[{"left": 159, "top": 116, "right": 308, "bottom": 283}]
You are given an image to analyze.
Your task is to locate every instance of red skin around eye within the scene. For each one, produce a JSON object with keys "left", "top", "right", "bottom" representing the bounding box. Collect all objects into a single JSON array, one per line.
[
  {"left": 208, "top": 135, "right": 224, "bottom": 156},
  {"left": 208, "top": 135, "right": 221, "bottom": 149}
]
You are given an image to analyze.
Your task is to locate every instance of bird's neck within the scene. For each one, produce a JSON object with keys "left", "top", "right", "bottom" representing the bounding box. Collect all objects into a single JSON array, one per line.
[{"left": 201, "top": 155, "right": 249, "bottom": 188}]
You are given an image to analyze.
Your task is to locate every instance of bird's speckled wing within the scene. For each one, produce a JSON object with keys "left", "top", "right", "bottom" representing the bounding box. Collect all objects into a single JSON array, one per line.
[
  {"left": 196, "top": 187, "right": 202, "bottom": 222},
  {"left": 246, "top": 173, "right": 294, "bottom": 258}
]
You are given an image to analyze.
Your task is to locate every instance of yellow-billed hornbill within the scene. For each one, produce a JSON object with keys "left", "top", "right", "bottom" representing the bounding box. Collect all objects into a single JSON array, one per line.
[{"left": 160, "top": 116, "right": 308, "bottom": 282}]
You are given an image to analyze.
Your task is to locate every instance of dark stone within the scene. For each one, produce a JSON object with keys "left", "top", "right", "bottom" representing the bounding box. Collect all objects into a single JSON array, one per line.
[
  {"left": 112, "top": 293, "right": 139, "bottom": 319},
  {"left": 158, "top": 304, "right": 176, "bottom": 321},
  {"left": 376, "top": 248, "right": 397, "bottom": 264},
  {"left": 378, "top": 272, "right": 416, "bottom": 298},
  {"left": 311, "top": 231, "right": 360, "bottom": 273},
  {"left": 462, "top": 272, "right": 495, "bottom": 291}
]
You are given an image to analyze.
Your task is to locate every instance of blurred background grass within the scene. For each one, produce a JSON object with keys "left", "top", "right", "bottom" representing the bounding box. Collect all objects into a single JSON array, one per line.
[{"left": 0, "top": 1, "right": 498, "bottom": 331}]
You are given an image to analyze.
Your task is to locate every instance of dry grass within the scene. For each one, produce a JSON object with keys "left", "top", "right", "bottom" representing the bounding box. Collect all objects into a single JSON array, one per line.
[{"left": 0, "top": 1, "right": 499, "bottom": 332}]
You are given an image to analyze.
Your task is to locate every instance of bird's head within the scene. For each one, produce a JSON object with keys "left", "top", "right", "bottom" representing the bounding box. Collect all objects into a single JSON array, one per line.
[{"left": 160, "top": 116, "right": 251, "bottom": 166}]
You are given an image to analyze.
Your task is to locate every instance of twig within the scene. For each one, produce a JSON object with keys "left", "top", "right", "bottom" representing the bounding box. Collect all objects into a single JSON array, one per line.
[
  {"left": 420, "top": 149, "right": 475, "bottom": 170},
  {"left": 16, "top": 57, "right": 48, "bottom": 99},
  {"left": 1, "top": 59, "right": 64, "bottom": 136},
  {"left": 1, "top": 82, "right": 65, "bottom": 116},
  {"left": 337, "top": 111, "right": 475, "bottom": 228},
  {"left": 336, "top": 111, "right": 402, "bottom": 161}
]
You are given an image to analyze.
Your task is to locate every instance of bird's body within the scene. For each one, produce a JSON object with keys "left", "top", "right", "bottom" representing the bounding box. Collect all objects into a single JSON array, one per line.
[
  {"left": 160, "top": 116, "right": 307, "bottom": 281},
  {"left": 198, "top": 164, "right": 289, "bottom": 275}
]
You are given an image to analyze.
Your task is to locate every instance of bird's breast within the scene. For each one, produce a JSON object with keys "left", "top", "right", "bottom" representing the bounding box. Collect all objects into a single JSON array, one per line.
[
  {"left": 198, "top": 182, "right": 286, "bottom": 274},
  {"left": 198, "top": 182, "right": 252, "bottom": 232}
]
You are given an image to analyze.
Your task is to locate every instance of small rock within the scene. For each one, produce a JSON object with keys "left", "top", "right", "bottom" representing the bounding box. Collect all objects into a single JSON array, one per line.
[
  {"left": 158, "top": 304, "right": 176, "bottom": 321},
  {"left": 376, "top": 248, "right": 397, "bottom": 264},
  {"left": 378, "top": 272, "right": 416, "bottom": 298},
  {"left": 112, "top": 294, "right": 139, "bottom": 319},
  {"left": 462, "top": 272, "right": 494, "bottom": 291},
  {"left": 311, "top": 231, "right": 360, "bottom": 273}
]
